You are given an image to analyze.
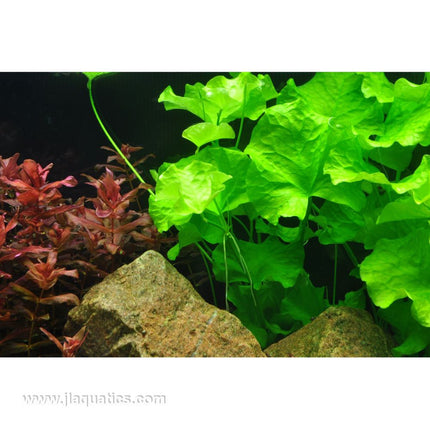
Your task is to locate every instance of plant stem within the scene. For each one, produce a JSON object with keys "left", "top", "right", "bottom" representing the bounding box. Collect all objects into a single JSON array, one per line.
[
  {"left": 87, "top": 80, "right": 153, "bottom": 195},
  {"left": 227, "top": 232, "right": 257, "bottom": 307},
  {"left": 332, "top": 244, "right": 338, "bottom": 305},
  {"left": 196, "top": 244, "right": 218, "bottom": 307},
  {"left": 235, "top": 84, "right": 247, "bottom": 148},
  {"left": 222, "top": 234, "right": 229, "bottom": 311},
  {"left": 232, "top": 215, "right": 252, "bottom": 240},
  {"left": 342, "top": 242, "right": 359, "bottom": 267},
  {"left": 28, "top": 289, "right": 44, "bottom": 357},
  {"left": 298, "top": 198, "right": 312, "bottom": 244},
  {"left": 196, "top": 241, "right": 213, "bottom": 264}
]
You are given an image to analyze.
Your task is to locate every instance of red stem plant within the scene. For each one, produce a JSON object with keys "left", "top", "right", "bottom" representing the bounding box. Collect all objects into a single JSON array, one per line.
[{"left": 0, "top": 145, "right": 164, "bottom": 356}]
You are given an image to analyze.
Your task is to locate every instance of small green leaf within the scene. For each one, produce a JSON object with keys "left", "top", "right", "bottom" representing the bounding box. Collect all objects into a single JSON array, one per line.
[
  {"left": 391, "top": 154, "right": 430, "bottom": 205},
  {"left": 182, "top": 122, "right": 235, "bottom": 147},
  {"left": 339, "top": 287, "right": 366, "bottom": 309},
  {"left": 158, "top": 72, "right": 277, "bottom": 124},
  {"left": 279, "top": 272, "right": 329, "bottom": 325},
  {"left": 359, "top": 72, "right": 394, "bottom": 103},
  {"left": 375, "top": 78, "right": 430, "bottom": 147},
  {"left": 360, "top": 229, "right": 430, "bottom": 327},
  {"left": 324, "top": 134, "right": 390, "bottom": 186},
  {"left": 195, "top": 146, "right": 252, "bottom": 212},
  {"left": 83, "top": 72, "right": 116, "bottom": 89},
  {"left": 149, "top": 159, "right": 231, "bottom": 232},
  {"left": 377, "top": 196, "right": 430, "bottom": 223},
  {"left": 167, "top": 212, "right": 224, "bottom": 260},
  {"left": 368, "top": 142, "right": 414, "bottom": 172},
  {"left": 379, "top": 300, "right": 430, "bottom": 356},
  {"left": 311, "top": 202, "right": 365, "bottom": 245},
  {"left": 254, "top": 218, "right": 301, "bottom": 243}
]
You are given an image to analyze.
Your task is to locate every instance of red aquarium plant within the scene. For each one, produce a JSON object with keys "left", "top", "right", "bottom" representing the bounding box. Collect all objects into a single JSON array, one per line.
[{"left": 0, "top": 145, "right": 164, "bottom": 356}]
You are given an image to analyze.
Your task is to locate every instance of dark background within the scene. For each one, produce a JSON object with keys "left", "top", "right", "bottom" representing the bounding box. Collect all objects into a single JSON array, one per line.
[{"left": 0, "top": 71, "right": 425, "bottom": 184}]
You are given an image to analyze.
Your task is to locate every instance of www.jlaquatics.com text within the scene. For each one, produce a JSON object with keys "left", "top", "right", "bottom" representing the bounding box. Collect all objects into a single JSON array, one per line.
[{"left": 22, "top": 392, "right": 167, "bottom": 407}]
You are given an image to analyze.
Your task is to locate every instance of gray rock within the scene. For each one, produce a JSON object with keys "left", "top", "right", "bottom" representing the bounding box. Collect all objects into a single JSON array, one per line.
[
  {"left": 64, "top": 250, "right": 265, "bottom": 357},
  {"left": 264, "top": 306, "right": 393, "bottom": 357}
]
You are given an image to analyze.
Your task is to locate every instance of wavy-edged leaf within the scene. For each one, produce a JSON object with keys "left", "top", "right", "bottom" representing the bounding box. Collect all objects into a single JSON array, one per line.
[
  {"left": 375, "top": 78, "right": 430, "bottom": 147},
  {"left": 158, "top": 72, "right": 277, "bottom": 124},
  {"left": 377, "top": 196, "right": 430, "bottom": 223},
  {"left": 379, "top": 300, "right": 430, "bottom": 356},
  {"left": 149, "top": 159, "right": 231, "bottom": 232},
  {"left": 359, "top": 72, "right": 394, "bottom": 103},
  {"left": 278, "top": 72, "right": 384, "bottom": 134},
  {"left": 182, "top": 122, "right": 235, "bottom": 147},
  {"left": 360, "top": 229, "right": 430, "bottom": 327},
  {"left": 324, "top": 134, "right": 390, "bottom": 185},
  {"left": 391, "top": 154, "right": 430, "bottom": 204},
  {"left": 212, "top": 237, "right": 304, "bottom": 289},
  {"left": 195, "top": 146, "right": 252, "bottom": 213}
]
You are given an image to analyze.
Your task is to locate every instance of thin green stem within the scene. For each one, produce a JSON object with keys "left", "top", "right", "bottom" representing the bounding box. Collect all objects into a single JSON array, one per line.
[
  {"left": 196, "top": 243, "right": 218, "bottom": 307},
  {"left": 299, "top": 198, "right": 312, "bottom": 244},
  {"left": 342, "top": 242, "right": 359, "bottom": 268},
  {"left": 227, "top": 233, "right": 257, "bottom": 307},
  {"left": 232, "top": 215, "right": 252, "bottom": 240},
  {"left": 200, "top": 240, "right": 214, "bottom": 262},
  {"left": 332, "top": 244, "right": 338, "bottom": 305},
  {"left": 196, "top": 241, "right": 213, "bottom": 263},
  {"left": 235, "top": 84, "right": 248, "bottom": 148},
  {"left": 88, "top": 80, "right": 154, "bottom": 195},
  {"left": 222, "top": 234, "right": 229, "bottom": 311},
  {"left": 395, "top": 169, "right": 401, "bottom": 182}
]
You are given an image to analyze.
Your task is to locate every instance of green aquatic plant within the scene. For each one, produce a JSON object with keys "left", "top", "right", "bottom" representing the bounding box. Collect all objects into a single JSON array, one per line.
[
  {"left": 149, "top": 72, "right": 430, "bottom": 354},
  {"left": 82, "top": 71, "right": 430, "bottom": 355}
]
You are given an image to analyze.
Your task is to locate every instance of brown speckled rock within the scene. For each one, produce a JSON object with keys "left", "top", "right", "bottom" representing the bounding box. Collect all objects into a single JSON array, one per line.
[
  {"left": 264, "top": 306, "right": 393, "bottom": 357},
  {"left": 64, "top": 250, "right": 265, "bottom": 357}
]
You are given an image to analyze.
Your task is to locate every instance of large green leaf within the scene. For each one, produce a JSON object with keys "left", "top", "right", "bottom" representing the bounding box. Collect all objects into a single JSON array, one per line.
[
  {"left": 360, "top": 229, "right": 430, "bottom": 326},
  {"left": 158, "top": 72, "right": 277, "bottom": 124},
  {"left": 278, "top": 72, "right": 384, "bottom": 134},
  {"left": 246, "top": 100, "right": 368, "bottom": 223},
  {"left": 194, "top": 146, "right": 252, "bottom": 213},
  {"left": 375, "top": 79, "right": 430, "bottom": 147},
  {"left": 212, "top": 237, "right": 304, "bottom": 290},
  {"left": 148, "top": 159, "right": 231, "bottom": 232},
  {"left": 324, "top": 134, "right": 390, "bottom": 185},
  {"left": 245, "top": 98, "right": 330, "bottom": 221}
]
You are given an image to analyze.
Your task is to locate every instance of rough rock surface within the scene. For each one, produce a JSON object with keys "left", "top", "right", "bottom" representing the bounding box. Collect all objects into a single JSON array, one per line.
[
  {"left": 64, "top": 250, "right": 265, "bottom": 357},
  {"left": 264, "top": 306, "right": 393, "bottom": 357}
]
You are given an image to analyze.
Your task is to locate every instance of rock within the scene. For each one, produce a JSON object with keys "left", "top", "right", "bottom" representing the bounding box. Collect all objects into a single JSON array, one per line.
[
  {"left": 264, "top": 306, "right": 393, "bottom": 357},
  {"left": 64, "top": 250, "right": 265, "bottom": 357}
]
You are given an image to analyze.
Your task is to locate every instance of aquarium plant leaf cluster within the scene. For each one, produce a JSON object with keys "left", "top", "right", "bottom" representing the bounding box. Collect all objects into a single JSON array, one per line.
[
  {"left": 149, "top": 72, "right": 430, "bottom": 353},
  {"left": 0, "top": 146, "right": 161, "bottom": 356}
]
